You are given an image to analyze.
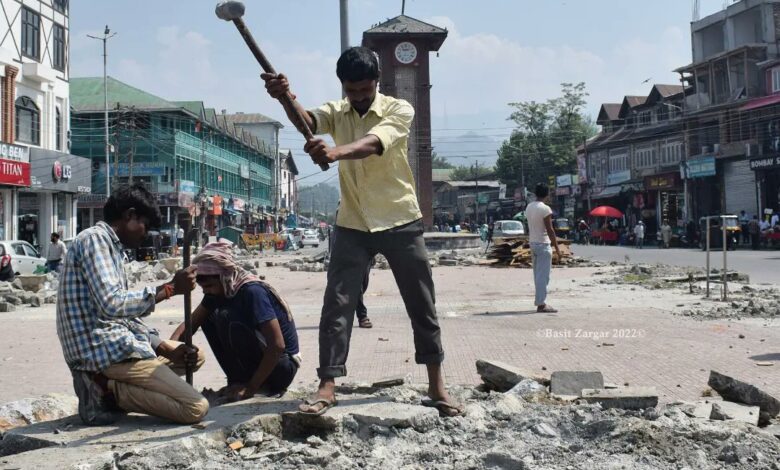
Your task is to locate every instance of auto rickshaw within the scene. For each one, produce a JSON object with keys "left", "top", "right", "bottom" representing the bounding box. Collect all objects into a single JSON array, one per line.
[
  {"left": 553, "top": 218, "right": 572, "bottom": 239},
  {"left": 136, "top": 231, "right": 162, "bottom": 261},
  {"left": 698, "top": 215, "right": 740, "bottom": 251}
]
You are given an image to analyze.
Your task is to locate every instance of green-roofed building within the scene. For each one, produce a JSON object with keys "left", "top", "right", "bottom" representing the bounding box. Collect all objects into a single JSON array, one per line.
[{"left": 70, "top": 76, "right": 280, "bottom": 234}]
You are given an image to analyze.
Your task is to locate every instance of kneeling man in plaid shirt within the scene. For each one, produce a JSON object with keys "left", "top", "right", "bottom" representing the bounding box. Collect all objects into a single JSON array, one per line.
[{"left": 56, "top": 184, "right": 207, "bottom": 425}]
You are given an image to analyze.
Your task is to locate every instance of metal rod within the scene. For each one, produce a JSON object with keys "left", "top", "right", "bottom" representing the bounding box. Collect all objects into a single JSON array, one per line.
[
  {"left": 183, "top": 228, "right": 195, "bottom": 385},
  {"left": 706, "top": 217, "right": 710, "bottom": 298},
  {"left": 722, "top": 216, "right": 728, "bottom": 301}
]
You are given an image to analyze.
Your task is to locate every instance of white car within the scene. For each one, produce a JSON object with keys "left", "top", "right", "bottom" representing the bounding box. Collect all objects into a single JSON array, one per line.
[
  {"left": 301, "top": 229, "right": 320, "bottom": 248},
  {"left": 492, "top": 220, "right": 526, "bottom": 243},
  {"left": 0, "top": 240, "right": 45, "bottom": 276}
]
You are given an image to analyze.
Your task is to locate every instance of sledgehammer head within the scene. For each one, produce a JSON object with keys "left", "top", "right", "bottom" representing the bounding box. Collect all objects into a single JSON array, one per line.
[{"left": 215, "top": 1, "right": 245, "bottom": 21}]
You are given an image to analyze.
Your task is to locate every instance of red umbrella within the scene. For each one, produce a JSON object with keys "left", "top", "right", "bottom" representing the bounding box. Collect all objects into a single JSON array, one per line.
[{"left": 590, "top": 206, "right": 623, "bottom": 218}]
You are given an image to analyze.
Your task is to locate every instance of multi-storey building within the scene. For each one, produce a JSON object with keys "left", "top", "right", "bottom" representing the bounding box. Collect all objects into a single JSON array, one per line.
[
  {"left": 70, "top": 77, "right": 278, "bottom": 235},
  {"left": 0, "top": 0, "right": 91, "bottom": 247}
]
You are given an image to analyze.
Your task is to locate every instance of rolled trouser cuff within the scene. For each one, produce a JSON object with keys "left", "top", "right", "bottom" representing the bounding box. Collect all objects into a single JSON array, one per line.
[
  {"left": 415, "top": 352, "right": 444, "bottom": 365},
  {"left": 317, "top": 365, "right": 347, "bottom": 379}
]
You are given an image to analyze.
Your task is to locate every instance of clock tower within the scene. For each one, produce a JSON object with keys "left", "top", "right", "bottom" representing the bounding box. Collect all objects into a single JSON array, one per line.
[{"left": 363, "top": 15, "right": 447, "bottom": 230}]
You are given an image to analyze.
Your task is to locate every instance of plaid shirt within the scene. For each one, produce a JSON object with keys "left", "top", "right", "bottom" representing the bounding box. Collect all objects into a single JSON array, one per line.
[{"left": 56, "top": 222, "right": 158, "bottom": 372}]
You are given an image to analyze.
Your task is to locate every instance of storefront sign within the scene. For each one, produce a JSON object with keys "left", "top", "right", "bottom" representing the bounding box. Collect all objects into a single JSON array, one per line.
[
  {"left": 684, "top": 156, "right": 716, "bottom": 179},
  {"left": 607, "top": 170, "right": 631, "bottom": 186},
  {"left": 577, "top": 154, "right": 588, "bottom": 183},
  {"left": 233, "top": 198, "right": 246, "bottom": 211},
  {"left": 645, "top": 173, "right": 680, "bottom": 190},
  {"left": 178, "top": 180, "right": 196, "bottom": 194},
  {"left": 0, "top": 143, "right": 29, "bottom": 162},
  {"left": 112, "top": 162, "right": 167, "bottom": 177},
  {"left": 0, "top": 158, "right": 31, "bottom": 186},
  {"left": 556, "top": 174, "right": 573, "bottom": 187},
  {"left": 749, "top": 156, "right": 780, "bottom": 171},
  {"left": 239, "top": 164, "right": 250, "bottom": 179},
  {"left": 555, "top": 186, "right": 571, "bottom": 196},
  {"left": 52, "top": 161, "right": 72, "bottom": 182}
]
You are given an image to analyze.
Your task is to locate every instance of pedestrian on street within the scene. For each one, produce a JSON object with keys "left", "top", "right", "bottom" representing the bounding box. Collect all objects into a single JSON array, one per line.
[
  {"left": 526, "top": 183, "right": 561, "bottom": 313},
  {"left": 772, "top": 211, "right": 780, "bottom": 229},
  {"left": 261, "top": 46, "right": 461, "bottom": 418},
  {"left": 739, "top": 210, "right": 750, "bottom": 245},
  {"left": 46, "top": 232, "right": 67, "bottom": 273},
  {"left": 56, "top": 184, "right": 207, "bottom": 426},
  {"left": 660, "top": 220, "right": 672, "bottom": 249},
  {"left": 170, "top": 242, "right": 301, "bottom": 402},
  {"left": 749, "top": 215, "right": 761, "bottom": 250},
  {"left": 634, "top": 221, "right": 645, "bottom": 249},
  {"left": 355, "top": 256, "right": 375, "bottom": 329}
]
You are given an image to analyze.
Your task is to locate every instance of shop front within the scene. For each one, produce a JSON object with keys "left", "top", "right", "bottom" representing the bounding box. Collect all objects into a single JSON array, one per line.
[
  {"left": 644, "top": 172, "right": 685, "bottom": 234},
  {"left": 22, "top": 150, "right": 91, "bottom": 246},
  {"left": 750, "top": 155, "right": 780, "bottom": 215},
  {"left": 0, "top": 142, "right": 32, "bottom": 241},
  {"left": 683, "top": 156, "right": 719, "bottom": 220}
]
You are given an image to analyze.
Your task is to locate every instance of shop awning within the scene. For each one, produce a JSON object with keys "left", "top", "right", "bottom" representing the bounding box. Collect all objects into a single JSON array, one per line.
[
  {"left": 740, "top": 94, "right": 780, "bottom": 111},
  {"left": 590, "top": 185, "right": 622, "bottom": 200}
]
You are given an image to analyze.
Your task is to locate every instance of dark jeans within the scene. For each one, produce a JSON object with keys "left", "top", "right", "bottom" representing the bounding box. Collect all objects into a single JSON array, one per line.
[
  {"left": 46, "top": 260, "right": 61, "bottom": 272},
  {"left": 201, "top": 319, "right": 298, "bottom": 396},
  {"left": 317, "top": 219, "right": 443, "bottom": 379}
]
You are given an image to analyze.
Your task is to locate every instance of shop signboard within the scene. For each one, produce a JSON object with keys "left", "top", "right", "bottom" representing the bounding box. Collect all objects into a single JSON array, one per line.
[
  {"left": 233, "top": 198, "right": 246, "bottom": 211},
  {"left": 556, "top": 174, "right": 573, "bottom": 187},
  {"left": 112, "top": 162, "right": 167, "bottom": 177},
  {"left": 555, "top": 186, "right": 570, "bottom": 196},
  {"left": 0, "top": 142, "right": 29, "bottom": 162},
  {"left": 577, "top": 154, "right": 588, "bottom": 183},
  {"left": 0, "top": 158, "right": 31, "bottom": 186},
  {"left": 644, "top": 173, "right": 680, "bottom": 191},
  {"left": 684, "top": 156, "right": 716, "bottom": 179},
  {"left": 749, "top": 156, "right": 780, "bottom": 171},
  {"left": 607, "top": 170, "right": 630, "bottom": 186}
]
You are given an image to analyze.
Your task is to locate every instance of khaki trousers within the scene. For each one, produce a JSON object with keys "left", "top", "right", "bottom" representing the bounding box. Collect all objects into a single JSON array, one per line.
[{"left": 102, "top": 340, "right": 209, "bottom": 424}]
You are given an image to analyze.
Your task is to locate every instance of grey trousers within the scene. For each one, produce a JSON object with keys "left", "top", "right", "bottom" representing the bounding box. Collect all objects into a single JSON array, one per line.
[
  {"left": 317, "top": 219, "right": 444, "bottom": 379},
  {"left": 531, "top": 242, "right": 552, "bottom": 306}
]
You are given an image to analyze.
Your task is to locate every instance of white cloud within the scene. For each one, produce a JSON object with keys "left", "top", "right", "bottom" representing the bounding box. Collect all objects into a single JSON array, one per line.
[{"left": 426, "top": 16, "right": 690, "bottom": 120}]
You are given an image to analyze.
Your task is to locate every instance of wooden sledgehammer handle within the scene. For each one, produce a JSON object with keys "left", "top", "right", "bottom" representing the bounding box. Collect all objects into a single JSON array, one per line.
[
  {"left": 231, "top": 17, "right": 329, "bottom": 171},
  {"left": 183, "top": 229, "right": 196, "bottom": 385}
]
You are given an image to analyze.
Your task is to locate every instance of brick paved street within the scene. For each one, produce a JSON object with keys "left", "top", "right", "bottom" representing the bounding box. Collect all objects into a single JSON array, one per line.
[{"left": 1, "top": 256, "right": 778, "bottom": 405}]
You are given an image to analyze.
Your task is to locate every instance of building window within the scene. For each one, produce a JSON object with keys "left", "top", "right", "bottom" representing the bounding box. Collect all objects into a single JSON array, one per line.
[
  {"left": 56, "top": 108, "right": 62, "bottom": 151},
  {"left": 15, "top": 96, "right": 40, "bottom": 145},
  {"left": 53, "top": 0, "right": 68, "bottom": 13},
  {"left": 660, "top": 141, "right": 683, "bottom": 166},
  {"left": 634, "top": 146, "right": 656, "bottom": 169},
  {"left": 21, "top": 8, "right": 40, "bottom": 61},
  {"left": 637, "top": 111, "right": 652, "bottom": 127},
  {"left": 609, "top": 152, "right": 629, "bottom": 173},
  {"left": 53, "top": 24, "right": 66, "bottom": 71},
  {"left": 772, "top": 67, "right": 780, "bottom": 93}
]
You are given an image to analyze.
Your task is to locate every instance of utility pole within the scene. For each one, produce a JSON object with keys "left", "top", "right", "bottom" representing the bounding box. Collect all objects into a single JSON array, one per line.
[
  {"left": 88, "top": 26, "right": 116, "bottom": 197},
  {"left": 474, "top": 161, "right": 480, "bottom": 225},
  {"left": 339, "top": 0, "right": 350, "bottom": 53},
  {"left": 128, "top": 107, "right": 136, "bottom": 184}
]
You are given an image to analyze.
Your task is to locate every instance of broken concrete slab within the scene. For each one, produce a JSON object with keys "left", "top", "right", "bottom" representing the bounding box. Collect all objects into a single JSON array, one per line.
[
  {"left": 280, "top": 394, "right": 392, "bottom": 438},
  {"left": 710, "top": 402, "right": 760, "bottom": 426},
  {"left": 762, "top": 424, "right": 780, "bottom": 440},
  {"left": 580, "top": 387, "right": 659, "bottom": 410},
  {"left": 0, "top": 395, "right": 295, "bottom": 462},
  {"left": 476, "top": 359, "right": 549, "bottom": 392},
  {"left": 708, "top": 370, "right": 780, "bottom": 425},
  {"left": 550, "top": 371, "right": 604, "bottom": 397},
  {"left": 350, "top": 402, "right": 438, "bottom": 431},
  {"left": 0, "top": 393, "right": 77, "bottom": 432},
  {"left": 675, "top": 400, "right": 717, "bottom": 420},
  {"left": 506, "top": 379, "right": 548, "bottom": 401}
]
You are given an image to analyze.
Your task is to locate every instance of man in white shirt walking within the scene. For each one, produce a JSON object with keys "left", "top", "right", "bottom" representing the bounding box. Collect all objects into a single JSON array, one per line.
[
  {"left": 525, "top": 183, "right": 561, "bottom": 313},
  {"left": 634, "top": 221, "right": 645, "bottom": 249},
  {"left": 46, "top": 232, "right": 67, "bottom": 273}
]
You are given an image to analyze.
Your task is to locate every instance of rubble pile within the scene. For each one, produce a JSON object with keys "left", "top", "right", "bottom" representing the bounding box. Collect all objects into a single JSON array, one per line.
[
  {"left": 487, "top": 238, "right": 574, "bottom": 267},
  {"left": 681, "top": 285, "right": 780, "bottom": 320},
  {"left": 273, "top": 248, "right": 489, "bottom": 272},
  {"left": 72, "top": 361, "right": 780, "bottom": 470},
  {"left": 0, "top": 273, "right": 59, "bottom": 311}
]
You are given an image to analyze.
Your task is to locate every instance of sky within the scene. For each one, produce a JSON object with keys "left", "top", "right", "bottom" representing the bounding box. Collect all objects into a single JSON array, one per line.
[{"left": 70, "top": 0, "right": 732, "bottom": 185}]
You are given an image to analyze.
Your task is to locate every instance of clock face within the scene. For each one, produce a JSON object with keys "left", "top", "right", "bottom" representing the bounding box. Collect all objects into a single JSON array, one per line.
[{"left": 394, "top": 41, "right": 418, "bottom": 64}]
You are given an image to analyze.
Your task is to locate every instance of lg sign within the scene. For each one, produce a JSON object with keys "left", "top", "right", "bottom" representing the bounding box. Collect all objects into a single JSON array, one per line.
[{"left": 53, "top": 161, "right": 72, "bottom": 182}]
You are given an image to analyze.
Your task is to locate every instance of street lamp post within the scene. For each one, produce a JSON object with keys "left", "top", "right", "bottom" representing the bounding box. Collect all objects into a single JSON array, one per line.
[{"left": 87, "top": 26, "right": 117, "bottom": 197}]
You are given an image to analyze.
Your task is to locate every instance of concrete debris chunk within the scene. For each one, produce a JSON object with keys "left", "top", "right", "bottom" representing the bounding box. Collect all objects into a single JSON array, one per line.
[
  {"left": 550, "top": 371, "right": 604, "bottom": 397},
  {"left": 476, "top": 359, "right": 548, "bottom": 392},
  {"left": 709, "top": 402, "right": 760, "bottom": 426},
  {"left": 0, "top": 393, "right": 78, "bottom": 433},
  {"left": 580, "top": 387, "right": 659, "bottom": 410},
  {"left": 506, "top": 379, "right": 548, "bottom": 400},
  {"left": 708, "top": 370, "right": 780, "bottom": 425},
  {"left": 350, "top": 402, "right": 438, "bottom": 430}
]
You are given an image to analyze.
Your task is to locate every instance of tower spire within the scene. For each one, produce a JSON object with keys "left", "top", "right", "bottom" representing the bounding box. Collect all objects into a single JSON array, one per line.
[{"left": 402, "top": 0, "right": 405, "bottom": 15}]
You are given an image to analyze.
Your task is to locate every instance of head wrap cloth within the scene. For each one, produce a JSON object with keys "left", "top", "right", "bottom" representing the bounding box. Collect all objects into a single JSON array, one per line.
[{"left": 192, "top": 242, "right": 293, "bottom": 321}]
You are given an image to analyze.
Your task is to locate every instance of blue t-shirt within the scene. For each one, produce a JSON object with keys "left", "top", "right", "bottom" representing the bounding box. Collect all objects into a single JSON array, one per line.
[{"left": 202, "top": 283, "right": 299, "bottom": 355}]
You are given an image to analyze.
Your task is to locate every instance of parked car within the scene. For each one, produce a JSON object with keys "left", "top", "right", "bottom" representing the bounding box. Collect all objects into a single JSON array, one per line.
[
  {"left": 301, "top": 229, "right": 320, "bottom": 248},
  {"left": 492, "top": 219, "right": 526, "bottom": 243},
  {"left": 0, "top": 240, "right": 45, "bottom": 276},
  {"left": 279, "top": 228, "right": 303, "bottom": 249}
]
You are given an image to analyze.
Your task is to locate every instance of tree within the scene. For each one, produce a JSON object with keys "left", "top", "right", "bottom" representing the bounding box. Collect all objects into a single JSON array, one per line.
[
  {"left": 450, "top": 164, "right": 494, "bottom": 181},
  {"left": 496, "top": 82, "right": 596, "bottom": 190},
  {"left": 431, "top": 152, "right": 455, "bottom": 169}
]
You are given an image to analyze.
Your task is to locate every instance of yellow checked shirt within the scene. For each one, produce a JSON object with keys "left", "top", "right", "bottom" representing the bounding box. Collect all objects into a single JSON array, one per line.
[{"left": 309, "top": 93, "right": 422, "bottom": 233}]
